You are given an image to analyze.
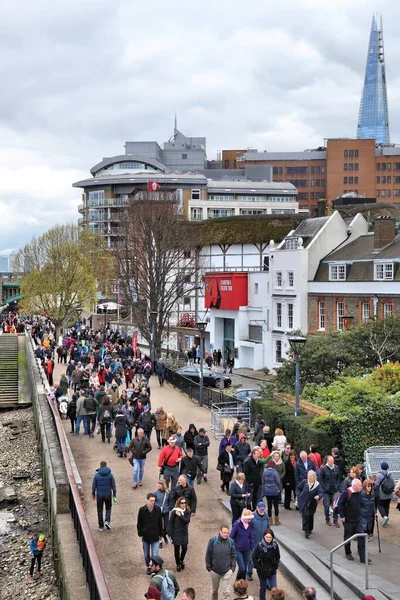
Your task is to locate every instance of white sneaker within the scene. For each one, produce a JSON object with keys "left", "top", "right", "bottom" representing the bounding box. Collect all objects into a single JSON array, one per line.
[
  {"left": 382, "top": 516, "right": 389, "bottom": 527},
  {"left": 105, "top": 521, "right": 111, "bottom": 530}
]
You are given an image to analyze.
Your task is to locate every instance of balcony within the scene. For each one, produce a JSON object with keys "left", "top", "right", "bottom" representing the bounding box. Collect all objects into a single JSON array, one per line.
[
  {"left": 88, "top": 213, "right": 107, "bottom": 222},
  {"left": 78, "top": 217, "right": 85, "bottom": 226},
  {"left": 78, "top": 203, "right": 85, "bottom": 212}
]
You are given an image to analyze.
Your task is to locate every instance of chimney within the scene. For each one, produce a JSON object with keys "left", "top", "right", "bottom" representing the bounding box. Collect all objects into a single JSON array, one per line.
[
  {"left": 317, "top": 198, "right": 327, "bottom": 217},
  {"left": 374, "top": 216, "right": 396, "bottom": 250}
]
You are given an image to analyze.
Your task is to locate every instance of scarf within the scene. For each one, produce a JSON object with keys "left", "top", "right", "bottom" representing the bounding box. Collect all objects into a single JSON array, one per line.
[
  {"left": 308, "top": 480, "right": 319, "bottom": 491},
  {"left": 241, "top": 519, "right": 250, "bottom": 529},
  {"left": 261, "top": 539, "right": 276, "bottom": 553}
]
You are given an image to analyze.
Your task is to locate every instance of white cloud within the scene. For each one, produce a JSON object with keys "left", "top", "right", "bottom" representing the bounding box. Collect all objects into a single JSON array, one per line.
[{"left": 1, "top": 0, "right": 399, "bottom": 248}]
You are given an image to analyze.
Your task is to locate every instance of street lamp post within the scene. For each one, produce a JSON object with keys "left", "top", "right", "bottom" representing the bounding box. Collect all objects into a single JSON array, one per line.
[
  {"left": 150, "top": 310, "right": 158, "bottom": 369},
  {"left": 196, "top": 320, "right": 207, "bottom": 407},
  {"left": 103, "top": 303, "right": 108, "bottom": 329},
  {"left": 76, "top": 306, "right": 83, "bottom": 342},
  {"left": 287, "top": 335, "right": 307, "bottom": 417}
]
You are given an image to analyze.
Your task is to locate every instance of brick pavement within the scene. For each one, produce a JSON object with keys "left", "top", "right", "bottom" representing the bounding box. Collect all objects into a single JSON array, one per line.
[{"left": 54, "top": 361, "right": 301, "bottom": 600}]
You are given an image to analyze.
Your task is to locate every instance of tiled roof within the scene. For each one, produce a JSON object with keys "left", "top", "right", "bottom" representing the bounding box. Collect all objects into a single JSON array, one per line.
[{"left": 324, "top": 234, "right": 400, "bottom": 261}]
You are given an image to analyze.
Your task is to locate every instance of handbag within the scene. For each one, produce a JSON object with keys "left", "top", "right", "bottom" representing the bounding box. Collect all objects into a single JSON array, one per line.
[
  {"left": 216, "top": 464, "right": 224, "bottom": 472},
  {"left": 223, "top": 465, "right": 232, "bottom": 473},
  {"left": 161, "top": 448, "right": 175, "bottom": 475}
]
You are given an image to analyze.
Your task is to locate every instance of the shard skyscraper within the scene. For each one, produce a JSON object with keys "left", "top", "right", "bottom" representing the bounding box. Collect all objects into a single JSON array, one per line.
[{"left": 357, "top": 15, "right": 390, "bottom": 145}]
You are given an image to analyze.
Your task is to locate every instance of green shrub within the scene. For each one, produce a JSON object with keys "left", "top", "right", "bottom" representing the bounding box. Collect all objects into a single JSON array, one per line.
[{"left": 307, "top": 377, "right": 383, "bottom": 414}]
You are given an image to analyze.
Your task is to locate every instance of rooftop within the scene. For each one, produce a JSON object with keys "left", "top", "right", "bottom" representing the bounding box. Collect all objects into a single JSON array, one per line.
[
  {"left": 206, "top": 180, "right": 297, "bottom": 194},
  {"left": 323, "top": 233, "right": 400, "bottom": 261},
  {"left": 73, "top": 172, "right": 208, "bottom": 188}
]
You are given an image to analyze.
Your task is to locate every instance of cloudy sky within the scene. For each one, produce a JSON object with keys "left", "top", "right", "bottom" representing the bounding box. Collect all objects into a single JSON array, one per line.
[{"left": 1, "top": 0, "right": 399, "bottom": 252}]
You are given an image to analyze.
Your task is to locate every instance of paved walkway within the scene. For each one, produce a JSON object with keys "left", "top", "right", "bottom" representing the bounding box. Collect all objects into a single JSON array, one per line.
[{"left": 54, "top": 363, "right": 300, "bottom": 600}]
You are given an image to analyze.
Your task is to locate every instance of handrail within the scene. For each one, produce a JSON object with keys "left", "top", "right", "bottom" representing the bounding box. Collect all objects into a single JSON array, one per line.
[
  {"left": 329, "top": 533, "right": 368, "bottom": 600},
  {"left": 26, "top": 334, "right": 111, "bottom": 600}
]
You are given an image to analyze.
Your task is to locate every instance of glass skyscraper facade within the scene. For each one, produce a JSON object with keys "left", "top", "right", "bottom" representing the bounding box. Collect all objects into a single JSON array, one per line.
[{"left": 357, "top": 15, "right": 390, "bottom": 145}]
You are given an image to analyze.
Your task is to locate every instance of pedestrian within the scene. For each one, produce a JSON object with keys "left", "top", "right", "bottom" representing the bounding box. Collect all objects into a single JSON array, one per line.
[
  {"left": 74, "top": 390, "right": 89, "bottom": 436},
  {"left": 296, "top": 470, "right": 323, "bottom": 538},
  {"left": 337, "top": 478, "right": 370, "bottom": 564},
  {"left": 194, "top": 427, "right": 210, "bottom": 484},
  {"left": 154, "top": 479, "right": 170, "bottom": 548},
  {"left": 360, "top": 479, "right": 376, "bottom": 540},
  {"left": 229, "top": 473, "right": 251, "bottom": 525},
  {"left": 219, "top": 429, "right": 237, "bottom": 455},
  {"left": 84, "top": 391, "right": 98, "bottom": 438},
  {"left": 342, "top": 466, "right": 360, "bottom": 489},
  {"left": 128, "top": 427, "right": 152, "bottom": 489},
  {"left": 182, "top": 588, "right": 196, "bottom": 600},
  {"left": 282, "top": 449, "right": 297, "bottom": 510},
  {"left": 254, "top": 426, "right": 273, "bottom": 451},
  {"left": 374, "top": 460, "right": 395, "bottom": 526},
  {"left": 168, "top": 496, "right": 191, "bottom": 572},
  {"left": 149, "top": 555, "right": 180, "bottom": 598},
  {"left": 170, "top": 475, "right": 197, "bottom": 515},
  {"left": 144, "top": 586, "right": 161, "bottom": 600},
  {"left": 230, "top": 509, "right": 255, "bottom": 581},
  {"left": 174, "top": 426, "right": 185, "bottom": 451},
  {"left": 114, "top": 408, "right": 129, "bottom": 458},
  {"left": 157, "top": 359, "right": 166, "bottom": 386},
  {"left": 97, "top": 395, "right": 114, "bottom": 443},
  {"left": 302, "top": 588, "right": 316, "bottom": 600},
  {"left": 244, "top": 447, "right": 264, "bottom": 510},
  {"left": 263, "top": 460, "right": 281, "bottom": 525},
  {"left": 138, "top": 404, "right": 156, "bottom": 440},
  {"left": 155, "top": 405, "right": 168, "bottom": 449},
  {"left": 91, "top": 460, "right": 117, "bottom": 531},
  {"left": 294, "top": 451, "right": 315, "bottom": 488},
  {"left": 270, "top": 589, "right": 285, "bottom": 600},
  {"left": 332, "top": 447, "right": 346, "bottom": 479},
  {"left": 308, "top": 445, "right": 322, "bottom": 471},
  {"left": 28, "top": 533, "right": 47, "bottom": 579},
  {"left": 180, "top": 447, "right": 200, "bottom": 487},
  {"left": 183, "top": 423, "right": 198, "bottom": 451},
  {"left": 233, "top": 434, "right": 251, "bottom": 474},
  {"left": 272, "top": 428, "right": 286, "bottom": 454},
  {"left": 247, "top": 501, "right": 269, "bottom": 582},
  {"left": 137, "top": 493, "right": 163, "bottom": 575},
  {"left": 66, "top": 394, "right": 77, "bottom": 433},
  {"left": 251, "top": 528, "right": 280, "bottom": 599},
  {"left": 158, "top": 436, "right": 183, "bottom": 491},
  {"left": 163, "top": 413, "right": 179, "bottom": 446},
  {"left": 205, "top": 524, "right": 237, "bottom": 600},
  {"left": 218, "top": 441, "right": 235, "bottom": 494},
  {"left": 233, "top": 579, "right": 254, "bottom": 599},
  {"left": 319, "top": 454, "right": 341, "bottom": 528},
  {"left": 259, "top": 439, "right": 270, "bottom": 461},
  {"left": 270, "top": 450, "right": 286, "bottom": 505}
]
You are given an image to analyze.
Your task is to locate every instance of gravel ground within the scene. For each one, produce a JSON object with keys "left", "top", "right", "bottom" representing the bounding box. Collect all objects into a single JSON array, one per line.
[{"left": 0, "top": 408, "right": 59, "bottom": 600}]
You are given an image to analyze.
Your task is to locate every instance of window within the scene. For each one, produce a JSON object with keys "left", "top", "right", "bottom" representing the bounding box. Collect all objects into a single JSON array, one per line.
[
  {"left": 384, "top": 303, "right": 393, "bottom": 317},
  {"left": 275, "top": 340, "right": 282, "bottom": 363},
  {"left": 191, "top": 189, "right": 200, "bottom": 200},
  {"left": 381, "top": 190, "right": 386, "bottom": 197},
  {"left": 336, "top": 302, "right": 345, "bottom": 331},
  {"left": 362, "top": 302, "right": 370, "bottom": 322},
  {"left": 394, "top": 177, "right": 400, "bottom": 183},
  {"left": 88, "top": 190, "right": 105, "bottom": 206},
  {"left": 276, "top": 272, "right": 283, "bottom": 287},
  {"left": 349, "top": 150, "right": 354, "bottom": 157},
  {"left": 318, "top": 301, "right": 325, "bottom": 330},
  {"left": 376, "top": 190, "right": 380, "bottom": 197},
  {"left": 276, "top": 303, "right": 282, "bottom": 328},
  {"left": 344, "top": 164, "right": 348, "bottom": 171},
  {"left": 254, "top": 283, "right": 259, "bottom": 295},
  {"left": 387, "top": 176, "right": 391, "bottom": 183},
  {"left": 321, "top": 179, "right": 325, "bottom": 186},
  {"left": 377, "top": 163, "right": 381, "bottom": 171},
  {"left": 349, "top": 177, "right": 353, "bottom": 185},
  {"left": 208, "top": 208, "right": 233, "bottom": 218},
  {"left": 288, "top": 180, "right": 308, "bottom": 187},
  {"left": 297, "top": 193, "right": 308, "bottom": 200},
  {"left": 287, "top": 304, "right": 294, "bottom": 329},
  {"left": 344, "top": 150, "right": 348, "bottom": 157},
  {"left": 355, "top": 150, "right": 359, "bottom": 157},
  {"left": 394, "top": 163, "right": 400, "bottom": 170},
  {"left": 249, "top": 325, "right": 262, "bottom": 342},
  {"left": 285, "top": 238, "right": 298, "bottom": 250},
  {"left": 190, "top": 207, "right": 202, "bottom": 221},
  {"left": 375, "top": 263, "right": 394, "bottom": 280},
  {"left": 316, "top": 179, "right": 320, "bottom": 186},
  {"left": 263, "top": 256, "right": 269, "bottom": 272},
  {"left": 349, "top": 163, "right": 354, "bottom": 171},
  {"left": 388, "top": 163, "right": 392, "bottom": 171},
  {"left": 382, "top": 163, "right": 387, "bottom": 171},
  {"left": 355, "top": 177, "right": 358, "bottom": 184},
  {"left": 208, "top": 195, "right": 234, "bottom": 201},
  {"left": 183, "top": 296, "right": 191, "bottom": 305},
  {"left": 311, "top": 179, "right": 315, "bottom": 186},
  {"left": 288, "top": 272, "right": 294, "bottom": 287},
  {"left": 329, "top": 264, "right": 346, "bottom": 281},
  {"left": 286, "top": 166, "right": 308, "bottom": 174},
  {"left": 240, "top": 209, "right": 265, "bottom": 215},
  {"left": 381, "top": 176, "right": 386, "bottom": 184},
  {"left": 182, "top": 153, "right": 187, "bottom": 159},
  {"left": 344, "top": 177, "right": 348, "bottom": 184},
  {"left": 238, "top": 195, "right": 265, "bottom": 202},
  {"left": 387, "top": 190, "right": 391, "bottom": 197},
  {"left": 311, "top": 166, "right": 315, "bottom": 174},
  {"left": 377, "top": 176, "right": 381, "bottom": 183},
  {"left": 394, "top": 190, "right": 400, "bottom": 196},
  {"left": 321, "top": 166, "right": 325, "bottom": 173},
  {"left": 268, "top": 196, "right": 293, "bottom": 203}
]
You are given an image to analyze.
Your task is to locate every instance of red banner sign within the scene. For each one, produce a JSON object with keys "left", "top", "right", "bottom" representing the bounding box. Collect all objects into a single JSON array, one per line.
[{"left": 204, "top": 273, "right": 248, "bottom": 310}]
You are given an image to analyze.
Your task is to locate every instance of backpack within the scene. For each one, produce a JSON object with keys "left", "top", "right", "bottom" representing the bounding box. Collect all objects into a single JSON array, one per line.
[
  {"left": 380, "top": 473, "right": 395, "bottom": 495},
  {"left": 153, "top": 570, "right": 175, "bottom": 600},
  {"left": 83, "top": 397, "right": 93, "bottom": 411},
  {"left": 211, "top": 535, "right": 235, "bottom": 550}
]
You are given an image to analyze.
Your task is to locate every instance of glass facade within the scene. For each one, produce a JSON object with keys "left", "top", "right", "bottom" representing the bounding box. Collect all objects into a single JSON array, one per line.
[{"left": 357, "top": 15, "right": 390, "bottom": 145}]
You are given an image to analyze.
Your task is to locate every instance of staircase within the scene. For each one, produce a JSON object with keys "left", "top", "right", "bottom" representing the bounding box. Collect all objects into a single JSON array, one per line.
[{"left": 0, "top": 334, "right": 19, "bottom": 408}]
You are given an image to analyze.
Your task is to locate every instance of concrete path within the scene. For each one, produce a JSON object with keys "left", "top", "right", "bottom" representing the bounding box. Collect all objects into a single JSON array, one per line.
[{"left": 55, "top": 365, "right": 300, "bottom": 600}]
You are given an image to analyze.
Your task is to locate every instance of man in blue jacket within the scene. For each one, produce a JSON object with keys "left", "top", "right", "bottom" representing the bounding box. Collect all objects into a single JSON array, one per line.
[
  {"left": 92, "top": 461, "right": 117, "bottom": 531},
  {"left": 247, "top": 501, "right": 269, "bottom": 581}
]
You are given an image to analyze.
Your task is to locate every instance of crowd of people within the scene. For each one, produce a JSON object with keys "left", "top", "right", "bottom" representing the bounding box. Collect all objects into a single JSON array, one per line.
[{"left": 3, "top": 314, "right": 399, "bottom": 599}]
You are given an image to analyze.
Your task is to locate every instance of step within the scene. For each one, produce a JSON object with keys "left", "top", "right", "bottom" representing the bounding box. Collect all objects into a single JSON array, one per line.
[{"left": 279, "top": 546, "right": 331, "bottom": 600}]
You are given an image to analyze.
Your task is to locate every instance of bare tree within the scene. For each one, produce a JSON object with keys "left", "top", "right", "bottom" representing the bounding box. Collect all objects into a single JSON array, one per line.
[{"left": 115, "top": 192, "right": 202, "bottom": 355}]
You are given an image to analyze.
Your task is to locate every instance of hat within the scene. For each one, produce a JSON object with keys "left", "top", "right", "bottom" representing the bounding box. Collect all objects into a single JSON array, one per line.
[
  {"left": 362, "top": 596, "right": 376, "bottom": 600},
  {"left": 168, "top": 436, "right": 176, "bottom": 443},
  {"left": 257, "top": 502, "right": 266, "bottom": 510},
  {"left": 199, "top": 427, "right": 206, "bottom": 433},
  {"left": 150, "top": 555, "right": 164, "bottom": 567},
  {"left": 38, "top": 535, "right": 46, "bottom": 541},
  {"left": 145, "top": 586, "right": 161, "bottom": 600},
  {"left": 239, "top": 433, "right": 246, "bottom": 440},
  {"left": 144, "top": 405, "right": 150, "bottom": 410},
  {"left": 381, "top": 461, "right": 389, "bottom": 470}
]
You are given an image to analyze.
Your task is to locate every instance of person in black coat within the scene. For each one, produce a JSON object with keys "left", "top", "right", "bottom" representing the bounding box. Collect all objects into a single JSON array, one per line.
[
  {"left": 229, "top": 473, "right": 251, "bottom": 525},
  {"left": 244, "top": 447, "right": 264, "bottom": 510},
  {"left": 251, "top": 528, "right": 280, "bottom": 599},
  {"left": 218, "top": 443, "right": 235, "bottom": 493},
  {"left": 184, "top": 424, "right": 198, "bottom": 451},
  {"left": 66, "top": 395, "right": 77, "bottom": 433},
  {"left": 296, "top": 471, "right": 323, "bottom": 538},
  {"left": 167, "top": 497, "right": 191, "bottom": 572},
  {"left": 137, "top": 493, "right": 163, "bottom": 574},
  {"left": 114, "top": 409, "right": 129, "bottom": 458},
  {"left": 283, "top": 450, "right": 297, "bottom": 510},
  {"left": 169, "top": 475, "right": 197, "bottom": 514},
  {"left": 360, "top": 479, "right": 376, "bottom": 539}
]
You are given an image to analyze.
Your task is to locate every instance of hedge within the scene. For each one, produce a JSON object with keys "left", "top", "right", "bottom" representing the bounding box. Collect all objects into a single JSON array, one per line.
[{"left": 253, "top": 396, "right": 341, "bottom": 459}]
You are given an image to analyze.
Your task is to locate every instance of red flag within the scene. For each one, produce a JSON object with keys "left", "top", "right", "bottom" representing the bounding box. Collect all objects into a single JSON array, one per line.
[{"left": 147, "top": 181, "right": 161, "bottom": 192}]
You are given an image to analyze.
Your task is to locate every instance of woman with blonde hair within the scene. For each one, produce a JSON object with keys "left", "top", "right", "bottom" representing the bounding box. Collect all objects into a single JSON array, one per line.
[
  {"left": 167, "top": 496, "right": 191, "bottom": 572},
  {"left": 230, "top": 508, "right": 255, "bottom": 581},
  {"left": 271, "top": 450, "right": 286, "bottom": 499},
  {"left": 154, "top": 404, "right": 167, "bottom": 449},
  {"left": 162, "top": 413, "right": 179, "bottom": 445},
  {"left": 272, "top": 428, "right": 287, "bottom": 453},
  {"left": 297, "top": 470, "right": 322, "bottom": 538},
  {"left": 154, "top": 479, "right": 170, "bottom": 547}
]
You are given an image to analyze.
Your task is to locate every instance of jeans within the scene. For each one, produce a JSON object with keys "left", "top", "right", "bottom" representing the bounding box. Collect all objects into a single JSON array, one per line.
[
  {"left": 75, "top": 414, "right": 88, "bottom": 435},
  {"left": 284, "top": 482, "right": 296, "bottom": 508},
  {"left": 100, "top": 422, "right": 111, "bottom": 442},
  {"left": 210, "top": 570, "right": 232, "bottom": 600},
  {"left": 236, "top": 549, "right": 251, "bottom": 580},
  {"left": 323, "top": 490, "right": 339, "bottom": 522},
  {"left": 142, "top": 540, "right": 159, "bottom": 567},
  {"left": 258, "top": 573, "right": 277, "bottom": 600},
  {"left": 97, "top": 495, "right": 112, "bottom": 528},
  {"left": 30, "top": 553, "right": 43, "bottom": 576},
  {"left": 196, "top": 455, "right": 208, "bottom": 482},
  {"left": 133, "top": 459, "right": 146, "bottom": 484},
  {"left": 378, "top": 499, "right": 391, "bottom": 519},
  {"left": 144, "top": 430, "right": 151, "bottom": 440},
  {"left": 164, "top": 465, "right": 179, "bottom": 491},
  {"left": 87, "top": 413, "right": 96, "bottom": 435},
  {"left": 116, "top": 437, "right": 126, "bottom": 455},
  {"left": 156, "top": 430, "right": 163, "bottom": 447}
]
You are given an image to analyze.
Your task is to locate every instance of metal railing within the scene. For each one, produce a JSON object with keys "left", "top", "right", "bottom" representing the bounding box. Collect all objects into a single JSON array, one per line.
[
  {"left": 26, "top": 334, "right": 111, "bottom": 600},
  {"left": 329, "top": 533, "right": 368, "bottom": 600}
]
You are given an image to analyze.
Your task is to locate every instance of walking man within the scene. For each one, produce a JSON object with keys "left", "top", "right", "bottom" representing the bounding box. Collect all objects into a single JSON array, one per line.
[
  {"left": 149, "top": 555, "right": 180, "bottom": 597},
  {"left": 92, "top": 461, "right": 117, "bottom": 531},
  {"left": 158, "top": 436, "right": 183, "bottom": 491},
  {"left": 74, "top": 391, "right": 89, "bottom": 435},
  {"left": 205, "top": 524, "right": 237, "bottom": 600},
  {"left": 319, "top": 455, "right": 341, "bottom": 528},
  {"left": 128, "top": 428, "right": 152, "bottom": 489},
  {"left": 194, "top": 427, "right": 210, "bottom": 484},
  {"left": 337, "top": 478, "right": 370, "bottom": 564},
  {"left": 137, "top": 494, "right": 163, "bottom": 575},
  {"left": 243, "top": 447, "right": 263, "bottom": 510}
]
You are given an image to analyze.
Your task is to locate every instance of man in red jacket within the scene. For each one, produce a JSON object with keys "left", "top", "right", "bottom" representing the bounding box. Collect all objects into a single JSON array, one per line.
[{"left": 158, "top": 437, "right": 183, "bottom": 491}]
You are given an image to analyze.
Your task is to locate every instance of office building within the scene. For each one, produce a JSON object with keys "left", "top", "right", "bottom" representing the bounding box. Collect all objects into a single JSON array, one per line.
[{"left": 357, "top": 14, "right": 390, "bottom": 145}]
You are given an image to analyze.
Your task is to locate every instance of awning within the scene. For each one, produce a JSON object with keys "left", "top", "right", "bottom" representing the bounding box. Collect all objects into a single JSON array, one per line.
[{"left": 2, "top": 294, "right": 22, "bottom": 305}]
